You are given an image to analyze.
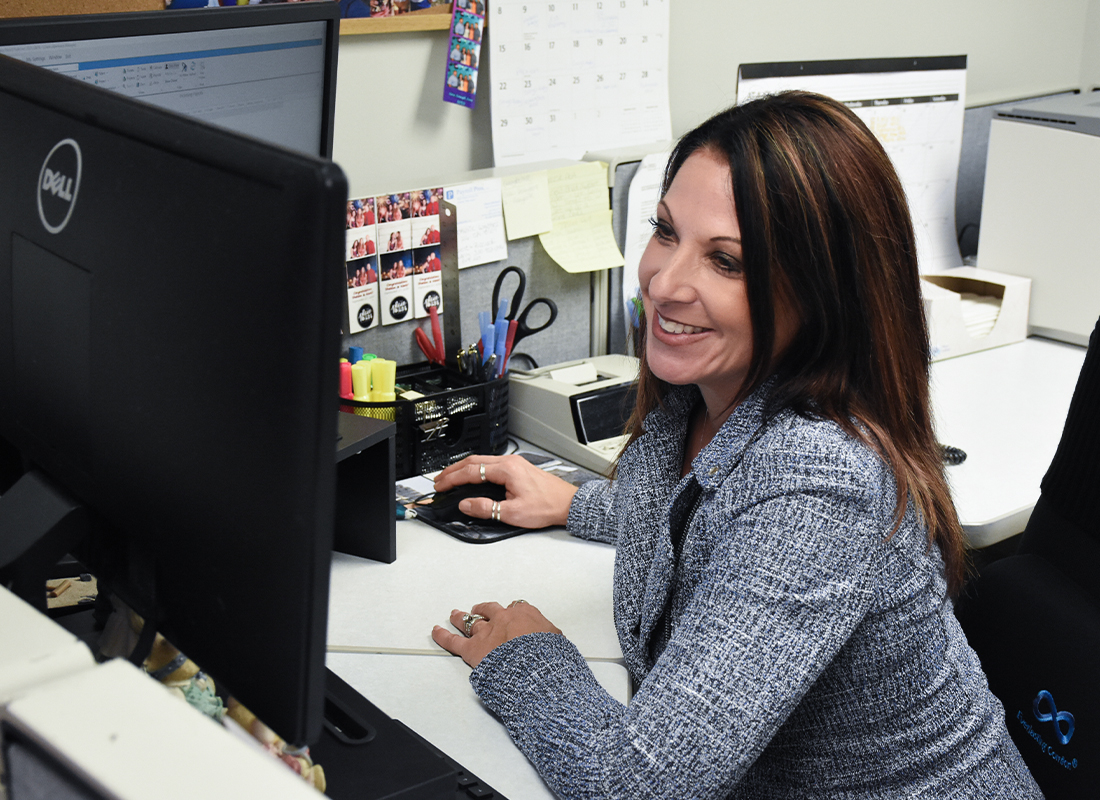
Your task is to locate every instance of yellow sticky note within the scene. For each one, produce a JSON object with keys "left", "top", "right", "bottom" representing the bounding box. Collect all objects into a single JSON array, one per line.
[
  {"left": 536, "top": 162, "right": 623, "bottom": 273},
  {"left": 501, "top": 171, "right": 553, "bottom": 240},
  {"left": 547, "top": 162, "right": 611, "bottom": 222},
  {"left": 538, "top": 210, "right": 625, "bottom": 274}
]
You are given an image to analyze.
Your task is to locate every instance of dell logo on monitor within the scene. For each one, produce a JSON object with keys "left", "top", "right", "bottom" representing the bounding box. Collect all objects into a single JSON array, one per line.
[{"left": 37, "top": 138, "right": 82, "bottom": 234}]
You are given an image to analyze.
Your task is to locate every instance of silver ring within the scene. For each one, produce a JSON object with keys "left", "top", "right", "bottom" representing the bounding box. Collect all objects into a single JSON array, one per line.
[
  {"left": 491, "top": 500, "right": 501, "bottom": 522},
  {"left": 479, "top": 463, "right": 487, "bottom": 482},
  {"left": 462, "top": 612, "right": 485, "bottom": 637},
  {"left": 508, "top": 599, "right": 528, "bottom": 608}
]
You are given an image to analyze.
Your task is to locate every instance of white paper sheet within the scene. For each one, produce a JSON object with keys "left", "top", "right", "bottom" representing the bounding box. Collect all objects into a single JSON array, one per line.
[
  {"left": 621, "top": 151, "right": 669, "bottom": 349},
  {"left": 443, "top": 178, "right": 509, "bottom": 269},
  {"left": 488, "top": 0, "right": 672, "bottom": 167}
]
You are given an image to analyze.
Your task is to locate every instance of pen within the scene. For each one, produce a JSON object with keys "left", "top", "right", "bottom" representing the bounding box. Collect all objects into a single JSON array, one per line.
[
  {"left": 429, "top": 305, "right": 445, "bottom": 363},
  {"left": 493, "top": 317, "right": 509, "bottom": 377},
  {"left": 502, "top": 318, "right": 518, "bottom": 375}
]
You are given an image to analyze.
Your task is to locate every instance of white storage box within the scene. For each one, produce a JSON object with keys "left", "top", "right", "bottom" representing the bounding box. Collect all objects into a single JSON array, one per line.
[{"left": 921, "top": 267, "right": 1031, "bottom": 361}]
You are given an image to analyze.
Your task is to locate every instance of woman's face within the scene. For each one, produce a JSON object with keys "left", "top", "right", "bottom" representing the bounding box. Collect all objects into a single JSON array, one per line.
[{"left": 639, "top": 148, "right": 794, "bottom": 407}]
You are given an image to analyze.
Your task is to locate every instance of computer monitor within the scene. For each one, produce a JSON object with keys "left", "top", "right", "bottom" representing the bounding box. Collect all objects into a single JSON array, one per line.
[
  {"left": 0, "top": 50, "right": 345, "bottom": 746},
  {"left": 0, "top": 2, "right": 339, "bottom": 158}
]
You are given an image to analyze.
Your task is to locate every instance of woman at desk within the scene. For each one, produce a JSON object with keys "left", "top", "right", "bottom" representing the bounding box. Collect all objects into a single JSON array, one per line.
[{"left": 431, "top": 92, "right": 1040, "bottom": 798}]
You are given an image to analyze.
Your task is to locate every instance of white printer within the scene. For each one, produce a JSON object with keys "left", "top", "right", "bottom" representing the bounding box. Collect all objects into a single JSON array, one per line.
[
  {"left": 977, "top": 92, "right": 1100, "bottom": 346},
  {"left": 508, "top": 354, "right": 639, "bottom": 474}
]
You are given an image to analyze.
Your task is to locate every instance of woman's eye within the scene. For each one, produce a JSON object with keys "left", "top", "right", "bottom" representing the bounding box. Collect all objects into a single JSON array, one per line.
[
  {"left": 712, "top": 253, "right": 743, "bottom": 274},
  {"left": 648, "top": 217, "right": 674, "bottom": 241}
]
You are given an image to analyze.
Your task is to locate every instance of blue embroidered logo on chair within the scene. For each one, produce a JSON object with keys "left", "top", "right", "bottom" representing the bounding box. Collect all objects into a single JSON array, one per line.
[{"left": 1034, "top": 690, "right": 1075, "bottom": 745}]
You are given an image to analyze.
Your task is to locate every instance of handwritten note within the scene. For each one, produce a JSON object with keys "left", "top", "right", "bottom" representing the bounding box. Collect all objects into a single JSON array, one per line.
[
  {"left": 536, "top": 162, "right": 623, "bottom": 273},
  {"left": 501, "top": 171, "right": 553, "bottom": 240},
  {"left": 444, "top": 178, "right": 509, "bottom": 269}
]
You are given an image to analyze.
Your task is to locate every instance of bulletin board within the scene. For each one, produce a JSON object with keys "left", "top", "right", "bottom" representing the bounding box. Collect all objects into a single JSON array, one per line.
[{"left": 0, "top": 0, "right": 160, "bottom": 17}]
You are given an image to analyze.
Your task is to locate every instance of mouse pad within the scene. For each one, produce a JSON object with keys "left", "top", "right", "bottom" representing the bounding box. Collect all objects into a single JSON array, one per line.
[{"left": 408, "top": 453, "right": 605, "bottom": 544}]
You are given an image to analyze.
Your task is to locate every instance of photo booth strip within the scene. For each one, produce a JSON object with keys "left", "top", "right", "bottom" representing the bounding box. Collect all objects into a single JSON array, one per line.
[{"left": 443, "top": 3, "right": 485, "bottom": 108}]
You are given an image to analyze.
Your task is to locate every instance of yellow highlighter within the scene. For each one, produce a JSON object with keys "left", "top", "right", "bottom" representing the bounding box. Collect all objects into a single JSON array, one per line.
[
  {"left": 350, "top": 359, "right": 372, "bottom": 403},
  {"left": 369, "top": 358, "right": 397, "bottom": 421}
]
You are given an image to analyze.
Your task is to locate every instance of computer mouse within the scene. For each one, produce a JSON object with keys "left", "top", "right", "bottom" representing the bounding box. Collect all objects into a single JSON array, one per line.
[{"left": 426, "top": 482, "right": 508, "bottom": 524}]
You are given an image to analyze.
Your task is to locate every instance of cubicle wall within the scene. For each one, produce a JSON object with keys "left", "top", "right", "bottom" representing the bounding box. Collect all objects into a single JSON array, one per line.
[{"left": 340, "top": 236, "right": 594, "bottom": 370}]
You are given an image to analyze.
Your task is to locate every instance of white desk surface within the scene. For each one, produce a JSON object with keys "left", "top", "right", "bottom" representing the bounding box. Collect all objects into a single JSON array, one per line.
[
  {"left": 327, "top": 520, "right": 622, "bottom": 661},
  {"left": 327, "top": 652, "right": 630, "bottom": 800},
  {"left": 930, "top": 337, "right": 1086, "bottom": 548}
]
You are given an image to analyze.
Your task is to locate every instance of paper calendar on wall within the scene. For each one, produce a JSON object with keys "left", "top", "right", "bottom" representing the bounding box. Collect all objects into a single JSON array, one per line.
[{"left": 488, "top": 0, "right": 672, "bottom": 167}]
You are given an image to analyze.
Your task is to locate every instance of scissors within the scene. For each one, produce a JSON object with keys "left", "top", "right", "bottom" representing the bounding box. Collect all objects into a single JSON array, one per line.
[{"left": 491, "top": 266, "right": 558, "bottom": 347}]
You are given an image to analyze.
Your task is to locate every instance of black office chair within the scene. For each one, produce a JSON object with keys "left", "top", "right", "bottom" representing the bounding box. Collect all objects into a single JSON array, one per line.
[{"left": 955, "top": 316, "right": 1100, "bottom": 799}]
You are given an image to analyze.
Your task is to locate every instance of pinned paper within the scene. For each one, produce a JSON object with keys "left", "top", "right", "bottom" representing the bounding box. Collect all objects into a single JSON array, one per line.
[
  {"left": 537, "top": 162, "right": 624, "bottom": 273},
  {"left": 500, "top": 171, "right": 553, "bottom": 240},
  {"left": 621, "top": 151, "right": 669, "bottom": 342},
  {"left": 443, "top": 1, "right": 485, "bottom": 108},
  {"left": 444, "top": 179, "right": 509, "bottom": 269},
  {"left": 539, "top": 210, "right": 624, "bottom": 274},
  {"left": 346, "top": 196, "right": 380, "bottom": 333}
]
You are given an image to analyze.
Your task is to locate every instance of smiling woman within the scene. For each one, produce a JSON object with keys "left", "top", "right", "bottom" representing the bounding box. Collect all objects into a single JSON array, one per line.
[{"left": 428, "top": 91, "right": 1043, "bottom": 799}]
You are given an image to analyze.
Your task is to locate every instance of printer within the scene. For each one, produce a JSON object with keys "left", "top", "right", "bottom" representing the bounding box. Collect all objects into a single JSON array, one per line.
[
  {"left": 508, "top": 354, "right": 639, "bottom": 474},
  {"left": 976, "top": 92, "right": 1100, "bottom": 346}
]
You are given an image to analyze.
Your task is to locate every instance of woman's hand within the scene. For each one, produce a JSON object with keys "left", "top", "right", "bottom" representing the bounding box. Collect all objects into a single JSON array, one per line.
[
  {"left": 433, "top": 454, "right": 578, "bottom": 529},
  {"left": 432, "top": 600, "right": 561, "bottom": 668}
]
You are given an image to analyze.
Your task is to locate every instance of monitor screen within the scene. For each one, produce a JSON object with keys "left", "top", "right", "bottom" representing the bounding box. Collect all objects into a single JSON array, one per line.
[
  {"left": 0, "top": 49, "right": 345, "bottom": 746},
  {"left": 0, "top": 2, "right": 339, "bottom": 158}
]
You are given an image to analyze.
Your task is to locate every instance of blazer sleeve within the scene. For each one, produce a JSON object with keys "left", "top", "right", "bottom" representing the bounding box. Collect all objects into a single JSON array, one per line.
[{"left": 566, "top": 477, "right": 619, "bottom": 545}]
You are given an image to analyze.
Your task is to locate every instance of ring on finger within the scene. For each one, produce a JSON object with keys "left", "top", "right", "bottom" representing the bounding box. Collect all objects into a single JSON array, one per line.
[
  {"left": 508, "top": 599, "right": 528, "bottom": 608},
  {"left": 479, "top": 463, "right": 487, "bottom": 483},
  {"left": 462, "top": 612, "right": 485, "bottom": 637},
  {"left": 491, "top": 500, "right": 501, "bottom": 522}
]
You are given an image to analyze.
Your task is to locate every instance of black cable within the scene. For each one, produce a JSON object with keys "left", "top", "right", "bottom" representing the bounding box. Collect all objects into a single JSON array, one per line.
[{"left": 940, "top": 444, "right": 967, "bottom": 466}]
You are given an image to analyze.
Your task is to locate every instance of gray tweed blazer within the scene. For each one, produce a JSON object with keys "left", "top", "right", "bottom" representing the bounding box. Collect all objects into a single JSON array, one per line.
[{"left": 470, "top": 382, "right": 1042, "bottom": 799}]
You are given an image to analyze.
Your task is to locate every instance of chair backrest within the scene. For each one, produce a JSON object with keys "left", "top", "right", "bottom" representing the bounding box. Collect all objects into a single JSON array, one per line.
[
  {"left": 955, "top": 314, "right": 1100, "bottom": 798},
  {"left": 955, "top": 552, "right": 1100, "bottom": 798}
]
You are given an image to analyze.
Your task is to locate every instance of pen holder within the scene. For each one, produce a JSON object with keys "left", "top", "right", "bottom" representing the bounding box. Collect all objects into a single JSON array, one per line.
[{"left": 340, "top": 362, "right": 509, "bottom": 479}]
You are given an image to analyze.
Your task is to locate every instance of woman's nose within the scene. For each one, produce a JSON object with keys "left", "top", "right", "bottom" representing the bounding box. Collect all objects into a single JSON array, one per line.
[{"left": 646, "top": 247, "right": 697, "bottom": 305}]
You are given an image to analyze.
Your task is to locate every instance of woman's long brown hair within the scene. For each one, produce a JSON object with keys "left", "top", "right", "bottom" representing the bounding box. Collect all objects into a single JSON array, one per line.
[{"left": 624, "top": 91, "right": 966, "bottom": 595}]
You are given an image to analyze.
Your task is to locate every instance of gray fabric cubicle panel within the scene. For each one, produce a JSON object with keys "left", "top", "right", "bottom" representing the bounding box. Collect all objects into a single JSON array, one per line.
[{"left": 341, "top": 236, "right": 591, "bottom": 371}]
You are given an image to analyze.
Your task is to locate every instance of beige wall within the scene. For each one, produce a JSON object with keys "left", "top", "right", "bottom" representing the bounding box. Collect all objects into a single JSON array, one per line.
[{"left": 333, "top": 0, "right": 1093, "bottom": 194}]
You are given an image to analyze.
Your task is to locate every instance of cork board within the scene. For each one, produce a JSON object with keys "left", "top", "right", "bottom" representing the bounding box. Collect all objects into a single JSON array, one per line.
[{"left": 0, "top": 1, "right": 161, "bottom": 19}]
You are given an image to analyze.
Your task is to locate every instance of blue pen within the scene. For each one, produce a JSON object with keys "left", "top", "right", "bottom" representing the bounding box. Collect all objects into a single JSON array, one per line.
[
  {"left": 348, "top": 346, "right": 363, "bottom": 364},
  {"left": 483, "top": 320, "right": 497, "bottom": 364},
  {"left": 494, "top": 317, "right": 509, "bottom": 377},
  {"left": 496, "top": 298, "right": 509, "bottom": 324}
]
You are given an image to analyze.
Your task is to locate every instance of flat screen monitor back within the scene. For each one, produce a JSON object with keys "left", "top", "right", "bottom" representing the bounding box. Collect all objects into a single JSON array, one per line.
[
  {"left": 0, "top": 53, "right": 346, "bottom": 746},
  {"left": 0, "top": 2, "right": 340, "bottom": 158}
]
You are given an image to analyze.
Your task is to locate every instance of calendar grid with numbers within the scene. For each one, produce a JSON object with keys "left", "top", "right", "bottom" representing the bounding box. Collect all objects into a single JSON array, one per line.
[{"left": 489, "top": 0, "right": 671, "bottom": 167}]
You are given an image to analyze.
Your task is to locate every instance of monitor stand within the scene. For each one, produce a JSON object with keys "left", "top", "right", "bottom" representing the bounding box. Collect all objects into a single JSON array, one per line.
[{"left": 0, "top": 470, "right": 89, "bottom": 613}]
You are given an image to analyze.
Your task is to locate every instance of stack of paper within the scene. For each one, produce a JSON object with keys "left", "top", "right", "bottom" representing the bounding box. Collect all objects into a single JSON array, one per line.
[{"left": 959, "top": 292, "right": 1001, "bottom": 338}]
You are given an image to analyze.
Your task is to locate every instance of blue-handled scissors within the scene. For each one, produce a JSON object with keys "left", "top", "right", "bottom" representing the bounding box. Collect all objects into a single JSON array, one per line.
[{"left": 491, "top": 266, "right": 557, "bottom": 346}]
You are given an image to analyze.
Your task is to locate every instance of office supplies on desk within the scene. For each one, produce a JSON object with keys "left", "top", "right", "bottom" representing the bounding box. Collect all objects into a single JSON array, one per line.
[
  {"left": 341, "top": 363, "right": 508, "bottom": 479},
  {"left": 509, "top": 354, "right": 639, "bottom": 474},
  {"left": 921, "top": 267, "right": 1030, "bottom": 360}
]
